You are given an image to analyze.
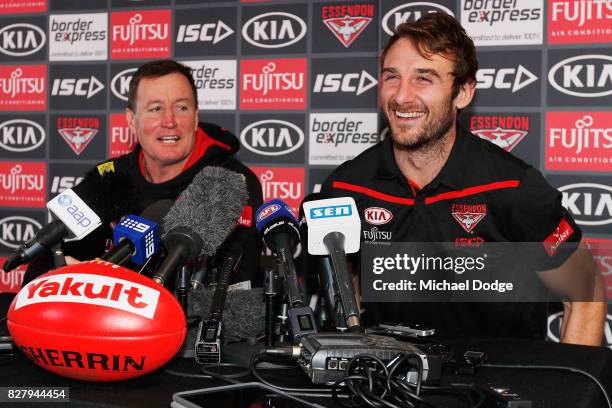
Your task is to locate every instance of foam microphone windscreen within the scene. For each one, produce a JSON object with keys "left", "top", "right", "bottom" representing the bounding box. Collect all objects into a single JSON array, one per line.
[
  {"left": 73, "top": 167, "right": 139, "bottom": 223},
  {"left": 162, "top": 166, "right": 249, "bottom": 256},
  {"left": 187, "top": 287, "right": 265, "bottom": 342}
]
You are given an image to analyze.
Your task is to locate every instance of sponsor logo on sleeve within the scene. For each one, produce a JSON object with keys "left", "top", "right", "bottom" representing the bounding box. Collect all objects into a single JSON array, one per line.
[
  {"left": 543, "top": 217, "right": 574, "bottom": 256},
  {"left": 237, "top": 205, "right": 253, "bottom": 228}
]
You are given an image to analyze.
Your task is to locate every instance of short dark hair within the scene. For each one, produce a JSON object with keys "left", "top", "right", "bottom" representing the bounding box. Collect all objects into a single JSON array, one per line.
[
  {"left": 127, "top": 59, "right": 198, "bottom": 111},
  {"left": 380, "top": 12, "right": 478, "bottom": 99}
]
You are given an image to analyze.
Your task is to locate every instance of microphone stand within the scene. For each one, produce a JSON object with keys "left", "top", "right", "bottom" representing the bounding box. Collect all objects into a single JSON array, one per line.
[
  {"left": 264, "top": 267, "right": 278, "bottom": 347},
  {"left": 176, "top": 265, "right": 192, "bottom": 315}
]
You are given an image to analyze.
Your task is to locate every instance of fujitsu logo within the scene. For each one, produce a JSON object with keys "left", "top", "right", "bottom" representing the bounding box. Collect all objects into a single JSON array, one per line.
[
  {"left": 112, "top": 13, "right": 168, "bottom": 46},
  {"left": 259, "top": 170, "right": 302, "bottom": 200},
  {"left": 549, "top": 114, "right": 612, "bottom": 154},
  {"left": 16, "top": 270, "right": 161, "bottom": 319},
  {"left": 0, "top": 68, "right": 44, "bottom": 98},
  {"left": 0, "top": 216, "right": 41, "bottom": 249},
  {"left": 551, "top": 0, "right": 612, "bottom": 26},
  {"left": 242, "top": 62, "right": 304, "bottom": 96},
  {"left": 0, "top": 23, "right": 46, "bottom": 57},
  {"left": 0, "top": 164, "right": 44, "bottom": 195}
]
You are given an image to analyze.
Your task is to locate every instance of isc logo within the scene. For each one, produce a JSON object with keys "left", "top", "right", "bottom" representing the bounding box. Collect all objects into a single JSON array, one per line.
[{"left": 310, "top": 205, "right": 352, "bottom": 219}]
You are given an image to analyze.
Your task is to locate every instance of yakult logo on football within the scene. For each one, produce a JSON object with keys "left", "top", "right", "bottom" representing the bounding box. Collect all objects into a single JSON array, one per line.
[
  {"left": 313, "top": 70, "right": 377, "bottom": 96},
  {"left": 548, "top": 54, "right": 612, "bottom": 98},
  {"left": 241, "top": 120, "right": 304, "bottom": 156},
  {"left": 560, "top": 183, "right": 612, "bottom": 226},
  {"left": 0, "top": 23, "right": 46, "bottom": 57},
  {"left": 111, "top": 10, "right": 171, "bottom": 59},
  {"left": 242, "top": 12, "right": 306, "bottom": 48},
  {"left": 177, "top": 20, "right": 234, "bottom": 44},
  {"left": 252, "top": 167, "right": 304, "bottom": 216},
  {"left": 241, "top": 59, "right": 307, "bottom": 110},
  {"left": 0, "top": 119, "right": 45, "bottom": 153},
  {"left": 0, "top": 162, "right": 45, "bottom": 208},
  {"left": 546, "top": 112, "right": 611, "bottom": 172},
  {"left": 0, "top": 65, "right": 46, "bottom": 111},
  {"left": 477, "top": 65, "right": 538, "bottom": 92},
  {"left": 0, "top": 216, "right": 41, "bottom": 249},
  {"left": 16, "top": 272, "right": 161, "bottom": 320},
  {"left": 549, "top": 0, "right": 612, "bottom": 44},
  {"left": 382, "top": 3, "right": 454, "bottom": 36}
]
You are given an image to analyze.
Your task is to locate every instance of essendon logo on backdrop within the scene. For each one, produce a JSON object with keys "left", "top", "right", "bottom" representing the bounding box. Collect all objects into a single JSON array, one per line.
[
  {"left": 0, "top": 1, "right": 46, "bottom": 14},
  {"left": 251, "top": 167, "right": 304, "bottom": 216},
  {"left": 16, "top": 272, "right": 161, "bottom": 319},
  {"left": 548, "top": 0, "right": 612, "bottom": 44},
  {"left": 546, "top": 112, "right": 611, "bottom": 172},
  {"left": 57, "top": 116, "right": 100, "bottom": 156},
  {"left": 321, "top": 3, "right": 374, "bottom": 47},
  {"left": 469, "top": 115, "right": 530, "bottom": 152},
  {"left": 0, "top": 258, "right": 25, "bottom": 293},
  {"left": 0, "top": 162, "right": 46, "bottom": 208},
  {"left": 109, "top": 113, "right": 136, "bottom": 158},
  {"left": 111, "top": 10, "right": 171, "bottom": 59},
  {"left": 0, "top": 65, "right": 46, "bottom": 111},
  {"left": 240, "top": 59, "right": 307, "bottom": 110}
]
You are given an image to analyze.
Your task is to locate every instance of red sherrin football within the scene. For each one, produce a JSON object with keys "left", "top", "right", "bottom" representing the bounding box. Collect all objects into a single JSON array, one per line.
[{"left": 7, "top": 260, "right": 186, "bottom": 381}]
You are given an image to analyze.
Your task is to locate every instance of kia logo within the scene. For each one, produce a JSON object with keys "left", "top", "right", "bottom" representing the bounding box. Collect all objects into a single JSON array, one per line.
[
  {"left": 0, "top": 216, "right": 42, "bottom": 249},
  {"left": 0, "top": 119, "right": 45, "bottom": 152},
  {"left": 548, "top": 54, "right": 612, "bottom": 98},
  {"left": 111, "top": 67, "right": 137, "bottom": 101},
  {"left": 242, "top": 12, "right": 306, "bottom": 49},
  {"left": 240, "top": 120, "right": 304, "bottom": 156},
  {"left": 382, "top": 3, "right": 454, "bottom": 36},
  {"left": 364, "top": 207, "right": 393, "bottom": 225},
  {"left": 0, "top": 23, "right": 46, "bottom": 57},
  {"left": 559, "top": 183, "right": 612, "bottom": 226}
]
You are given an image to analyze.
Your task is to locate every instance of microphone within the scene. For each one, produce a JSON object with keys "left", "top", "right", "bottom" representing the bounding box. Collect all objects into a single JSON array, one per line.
[
  {"left": 300, "top": 192, "right": 347, "bottom": 331},
  {"left": 3, "top": 168, "right": 137, "bottom": 273},
  {"left": 151, "top": 166, "right": 248, "bottom": 286},
  {"left": 256, "top": 199, "right": 318, "bottom": 342},
  {"left": 100, "top": 200, "right": 173, "bottom": 266},
  {"left": 302, "top": 196, "right": 362, "bottom": 331},
  {"left": 194, "top": 248, "right": 243, "bottom": 364}
]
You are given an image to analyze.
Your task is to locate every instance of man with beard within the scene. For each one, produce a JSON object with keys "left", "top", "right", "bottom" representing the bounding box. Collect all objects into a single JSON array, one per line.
[{"left": 320, "top": 13, "right": 605, "bottom": 345}]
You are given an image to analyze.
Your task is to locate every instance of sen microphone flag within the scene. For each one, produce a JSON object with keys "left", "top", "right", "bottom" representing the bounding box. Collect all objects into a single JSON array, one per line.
[{"left": 302, "top": 197, "right": 361, "bottom": 255}]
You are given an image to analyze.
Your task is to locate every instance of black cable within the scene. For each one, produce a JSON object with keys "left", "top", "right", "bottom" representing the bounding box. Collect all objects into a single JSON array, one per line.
[
  {"left": 200, "top": 362, "right": 251, "bottom": 380},
  {"left": 482, "top": 363, "right": 612, "bottom": 408},
  {"left": 164, "top": 369, "right": 213, "bottom": 379}
]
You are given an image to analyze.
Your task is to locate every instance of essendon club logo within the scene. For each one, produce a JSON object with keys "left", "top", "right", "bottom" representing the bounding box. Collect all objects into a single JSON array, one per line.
[
  {"left": 321, "top": 3, "right": 374, "bottom": 47},
  {"left": 0, "top": 162, "right": 46, "bottom": 208},
  {"left": 469, "top": 115, "right": 530, "bottom": 152},
  {"left": 16, "top": 272, "right": 160, "bottom": 319},
  {"left": 548, "top": 0, "right": 612, "bottom": 44},
  {"left": 451, "top": 203, "right": 487, "bottom": 233},
  {"left": 0, "top": 1, "right": 46, "bottom": 14},
  {"left": 0, "top": 65, "right": 46, "bottom": 111},
  {"left": 111, "top": 10, "right": 171, "bottom": 60},
  {"left": 543, "top": 218, "right": 574, "bottom": 256},
  {"left": 109, "top": 113, "right": 136, "bottom": 158},
  {"left": 546, "top": 112, "right": 611, "bottom": 172},
  {"left": 240, "top": 59, "right": 307, "bottom": 110},
  {"left": 57, "top": 116, "right": 100, "bottom": 155},
  {"left": 251, "top": 166, "right": 304, "bottom": 216}
]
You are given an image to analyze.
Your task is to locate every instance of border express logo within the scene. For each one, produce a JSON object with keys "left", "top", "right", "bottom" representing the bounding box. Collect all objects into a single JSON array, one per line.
[
  {"left": 321, "top": 3, "right": 374, "bottom": 47},
  {"left": 451, "top": 203, "right": 487, "bottom": 233}
]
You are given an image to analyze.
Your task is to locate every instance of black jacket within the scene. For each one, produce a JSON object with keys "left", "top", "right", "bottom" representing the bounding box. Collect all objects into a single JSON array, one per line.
[{"left": 24, "top": 123, "right": 262, "bottom": 286}]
